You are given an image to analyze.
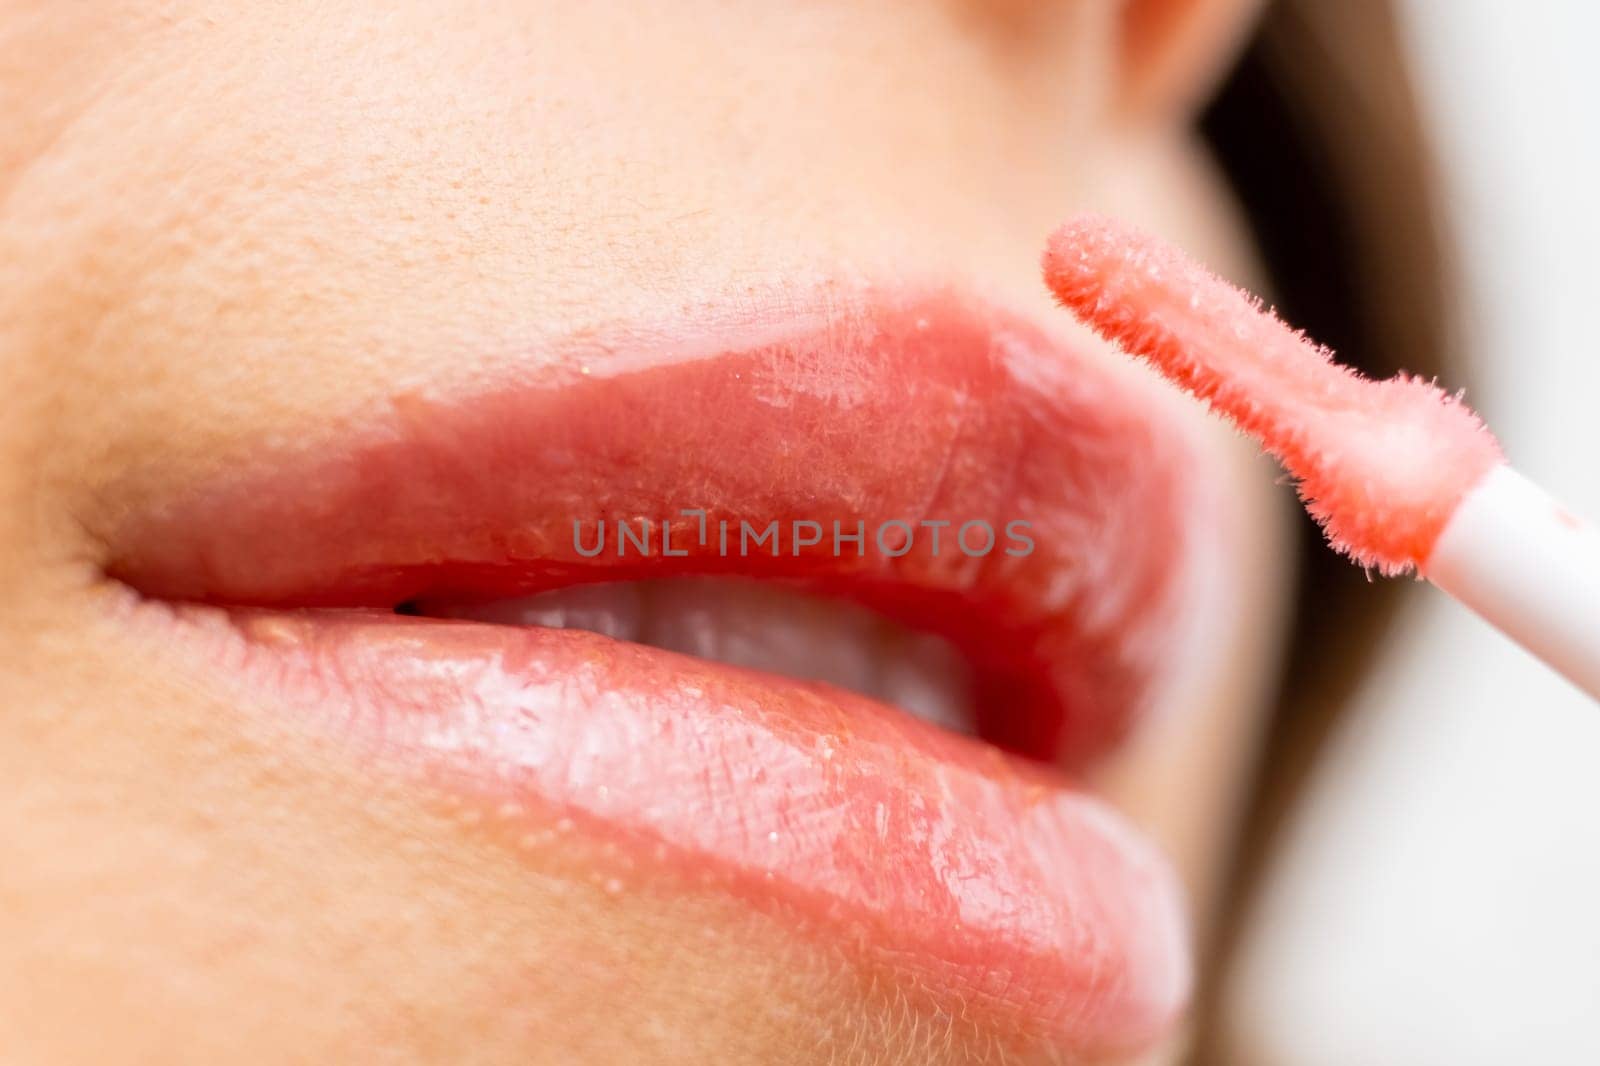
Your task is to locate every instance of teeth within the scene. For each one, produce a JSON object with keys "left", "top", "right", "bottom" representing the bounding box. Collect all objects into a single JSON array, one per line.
[{"left": 428, "top": 578, "right": 976, "bottom": 736}]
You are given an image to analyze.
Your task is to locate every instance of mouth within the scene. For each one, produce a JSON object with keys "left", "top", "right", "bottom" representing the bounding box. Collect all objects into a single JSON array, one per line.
[{"left": 105, "top": 288, "right": 1208, "bottom": 1059}]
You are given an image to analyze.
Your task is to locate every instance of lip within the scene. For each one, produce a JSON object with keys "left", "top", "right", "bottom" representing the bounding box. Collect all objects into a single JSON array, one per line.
[{"left": 107, "top": 288, "right": 1206, "bottom": 1057}]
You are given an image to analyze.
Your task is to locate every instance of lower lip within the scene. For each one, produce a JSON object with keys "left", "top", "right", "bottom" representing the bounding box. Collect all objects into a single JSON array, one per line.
[{"left": 144, "top": 602, "right": 1191, "bottom": 1058}]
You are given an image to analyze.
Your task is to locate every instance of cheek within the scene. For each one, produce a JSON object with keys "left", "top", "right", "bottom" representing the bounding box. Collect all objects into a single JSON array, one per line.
[{"left": 1091, "top": 426, "right": 1296, "bottom": 928}]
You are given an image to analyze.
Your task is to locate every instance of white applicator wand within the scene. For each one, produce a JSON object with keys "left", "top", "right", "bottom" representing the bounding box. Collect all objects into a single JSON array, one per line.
[{"left": 1042, "top": 215, "right": 1600, "bottom": 701}]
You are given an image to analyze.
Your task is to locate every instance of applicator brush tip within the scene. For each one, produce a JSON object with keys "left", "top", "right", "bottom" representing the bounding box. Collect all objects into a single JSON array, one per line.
[
  {"left": 1043, "top": 214, "right": 1600, "bottom": 701},
  {"left": 1042, "top": 214, "right": 1503, "bottom": 576}
]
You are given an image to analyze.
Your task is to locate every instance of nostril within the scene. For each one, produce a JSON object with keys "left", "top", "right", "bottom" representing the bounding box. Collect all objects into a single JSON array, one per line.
[{"left": 1117, "top": 0, "right": 1263, "bottom": 120}]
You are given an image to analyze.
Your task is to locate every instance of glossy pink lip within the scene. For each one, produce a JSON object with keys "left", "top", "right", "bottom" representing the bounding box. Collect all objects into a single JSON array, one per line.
[{"left": 109, "top": 290, "right": 1208, "bottom": 1057}]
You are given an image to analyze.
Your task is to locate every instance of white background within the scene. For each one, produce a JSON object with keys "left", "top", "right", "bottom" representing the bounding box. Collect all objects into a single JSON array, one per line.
[{"left": 1225, "top": 3, "right": 1600, "bottom": 1063}]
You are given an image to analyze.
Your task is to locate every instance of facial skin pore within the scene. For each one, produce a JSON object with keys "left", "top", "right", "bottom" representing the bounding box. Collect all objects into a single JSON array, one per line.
[{"left": 0, "top": 2, "right": 1286, "bottom": 1062}]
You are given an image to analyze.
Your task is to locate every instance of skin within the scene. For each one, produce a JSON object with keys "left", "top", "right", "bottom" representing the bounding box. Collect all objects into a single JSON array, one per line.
[{"left": 0, "top": 2, "right": 1289, "bottom": 1063}]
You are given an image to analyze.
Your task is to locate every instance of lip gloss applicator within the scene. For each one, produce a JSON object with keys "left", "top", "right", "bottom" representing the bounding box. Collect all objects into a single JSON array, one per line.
[{"left": 1043, "top": 214, "right": 1600, "bottom": 701}]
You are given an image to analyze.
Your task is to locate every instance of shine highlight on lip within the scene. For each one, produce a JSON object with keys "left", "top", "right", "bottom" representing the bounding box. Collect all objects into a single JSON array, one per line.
[{"left": 106, "top": 287, "right": 1216, "bottom": 1058}]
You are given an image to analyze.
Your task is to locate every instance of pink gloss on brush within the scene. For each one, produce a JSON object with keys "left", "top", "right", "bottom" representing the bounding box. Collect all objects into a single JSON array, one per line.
[{"left": 1043, "top": 214, "right": 1600, "bottom": 701}]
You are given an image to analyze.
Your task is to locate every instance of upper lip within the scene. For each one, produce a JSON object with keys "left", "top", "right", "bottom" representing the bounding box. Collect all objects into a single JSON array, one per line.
[
  {"left": 109, "top": 287, "right": 1202, "bottom": 767},
  {"left": 107, "top": 285, "right": 1208, "bottom": 1056}
]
